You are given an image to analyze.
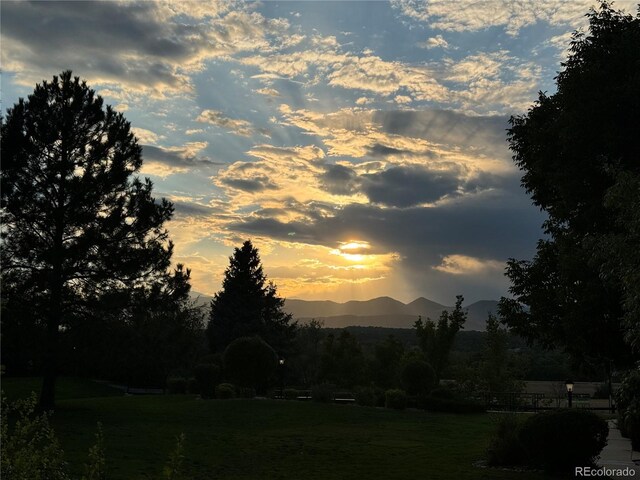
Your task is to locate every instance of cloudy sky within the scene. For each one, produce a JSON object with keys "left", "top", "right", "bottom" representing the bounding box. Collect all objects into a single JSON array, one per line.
[{"left": 3, "top": 0, "right": 631, "bottom": 304}]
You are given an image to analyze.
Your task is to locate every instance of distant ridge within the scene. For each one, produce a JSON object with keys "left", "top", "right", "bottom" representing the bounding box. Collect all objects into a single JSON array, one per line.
[{"left": 190, "top": 292, "right": 497, "bottom": 331}]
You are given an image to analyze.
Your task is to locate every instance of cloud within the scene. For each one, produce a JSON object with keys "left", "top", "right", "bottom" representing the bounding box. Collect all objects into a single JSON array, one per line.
[
  {"left": 361, "top": 164, "right": 463, "bottom": 207},
  {"left": 320, "top": 164, "right": 360, "bottom": 196},
  {"left": 418, "top": 34, "right": 452, "bottom": 50},
  {"left": 196, "top": 109, "right": 268, "bottom": 137},
  {"left": 433, "top": 254, "right": 504, "bottom": 275},
  {"left": 1, "top": 1, "right": 293, "bottom": 97},
  {"left": 140, "top": 142, "right": 220, "bottom": 177},
  {"left": 391, "top": 0, "right": 598, "bottom": 36}
]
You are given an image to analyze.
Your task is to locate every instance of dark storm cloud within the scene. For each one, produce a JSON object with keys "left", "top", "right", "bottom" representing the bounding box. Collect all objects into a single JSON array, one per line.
[
  {"left": 142, "top": 145, "right": 221, "bottom": 169},
  {"left": 228, "top": 182, "right": 546, "bottom": 269},
  {"left": 172, "top": 201, "right": 217, "bottom": 218},
  {"left": 320, "top": 164, "right": 359, "bottom": 195},
  {"left": 1, "top": 1, "right": 200, "bottom": 91},
  {"left": 360, "top": 165, "right": 463, "bottom": 207},
  {"left": 367, "top": 144, "right": 413, "bottom": 157},
  {"left": 373, "top": 109, "right": 510, "bottom": 158},
  {"left": 219, "top": 177, "right": 279, "bottom": 192}
]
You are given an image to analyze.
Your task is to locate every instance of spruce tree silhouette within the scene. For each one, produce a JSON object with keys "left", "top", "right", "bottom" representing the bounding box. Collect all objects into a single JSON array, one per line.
[{"left": 206, "top": 240, "right": 296, "bottom": 354}]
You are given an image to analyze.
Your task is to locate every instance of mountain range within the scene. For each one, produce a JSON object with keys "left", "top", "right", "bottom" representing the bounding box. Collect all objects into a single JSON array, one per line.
[{"left": 190, "top": 293, "right": 497, "bottom": 331}]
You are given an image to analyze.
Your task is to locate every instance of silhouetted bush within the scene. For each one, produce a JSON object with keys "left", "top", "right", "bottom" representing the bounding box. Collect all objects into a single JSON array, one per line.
[
  {"left": 616, "top": 368, "right": 640, "bottom": 450},
  {"left": 354, "top": 386, "right": 377, "bottom": 407},
  {"left": 385, "top": 389, "right": 407, "bottom": 410},
  {"left": 401, "top": 360, "right": 436, "bottom": 396},
  {"left": 166, "top": 377, "right": 188, "bottom": 394},
  {"left": 486, "top": 414, "right": 527, "bottom": 466},
  {"left": 223, "top": 336, "right": 278, "bottom": 393},
  {"left": 283, "top": 388, "right": 299, "bottom": 400},
  {"left": 429, "top": 387, "right": 455, "bottom": 400},
  {"left": 311, "top": 383, "right": 335, "bottom": 403},
  {"left": 215, "top": 383, "right": 236, "bottom": 399},
  {"left": 187, "top": 377, "right": 198, "bottom": 394},
  {"left": 416, "top": 395, "right": 485, "bottom": 414},
  {"left": 592, "top": 382, "right": 611, "bottom": 399},
  {"left": 237, "top": 387, "right": 256, "bottom": 399},
  {"left": 194, "top": 363, "right": 221, "bottom": 399},
  {"left": 519, "top": 409, "right": 608, "bottom": 474}
]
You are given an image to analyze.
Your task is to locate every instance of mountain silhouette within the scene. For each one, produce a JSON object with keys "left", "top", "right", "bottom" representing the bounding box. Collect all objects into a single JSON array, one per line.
[{"left": 190, "top": 292, "right": 497, "bottom": 331}]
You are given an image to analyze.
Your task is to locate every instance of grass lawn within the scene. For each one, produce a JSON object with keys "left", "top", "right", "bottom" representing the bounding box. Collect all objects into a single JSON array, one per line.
[{"left": 3, "top": 378, "right": 549, "bottom": 480}]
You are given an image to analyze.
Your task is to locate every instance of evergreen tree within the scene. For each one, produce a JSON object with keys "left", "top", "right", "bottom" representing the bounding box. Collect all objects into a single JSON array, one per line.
[
  {"left": 206, "top": 240, "right": 296, "bottom": 354},
  {"left": 0, "top": 71, "right": 174, "bottom": 409}
]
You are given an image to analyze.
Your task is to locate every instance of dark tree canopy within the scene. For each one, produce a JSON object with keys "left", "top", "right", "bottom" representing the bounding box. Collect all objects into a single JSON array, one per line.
[
  {"left": 206, "top": 240, "right": 296, "bottom": 354},
  {"left": 0, "top": 71, "right": 175, "bottom": 409},
  {"left": 415, "top": 295, "right": 466, "bottom": 381},
  {"left": 499, "top": 3, "right": 640, "bottom": 368}
]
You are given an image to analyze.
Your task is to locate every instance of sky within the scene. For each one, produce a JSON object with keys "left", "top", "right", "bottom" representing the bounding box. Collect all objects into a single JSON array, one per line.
[{"left": 2, "top": 0, "right": 633, "bottom": 305}]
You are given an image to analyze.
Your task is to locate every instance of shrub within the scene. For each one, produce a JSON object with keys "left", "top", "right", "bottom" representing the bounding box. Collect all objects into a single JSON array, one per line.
[
  {"left": 354, "top": 386, "right": 377, "bottom": 407},
  {"left": 1, "top": 393, "right": 69, "bottom": 480},
  {"left": 194, "top": 363, "right": 221, "bottom": 399},
  {"left": 616, "top": 368, "right": 640, "bottom": 450},
  {"left": 429, "top": 387, "right": 455, "bottom": 400},
  {"left": 215, "top": 383, "right": 236, "bottom": 399},
  {"left": 311, "top": 383, "right": 335, "bottom": 403},
  {"left": 401, "top": 359, "right": 436, "bottom": 396},
  {"left": 166, "top": 377, "right": 188, "bottom": 394},
  {"left": 416, "top": 395, "right": 486, "bottom": 414},
  {"left": 82, "top": 422, "right": 106, "bottom": 480},
  {"left": 385, "top": 389, "right": 407, "bottom": 410},
  {"left": 237, "top": 387, "right": 256, "bottom": 399},
  {"left": 187, "top": 378, "right": 198, "bottom": 394},
  {"left": 519, "top": 409, "right": 608, "bottom": 474},
  {"left": 223, "top": 336, "right": 278, "bottom": 392},
  {"left": 486, "top": 414, "right": 527, "bottom": 466},
  {"left": 283, "top": 388, "right": 299, "bottom": 400}
]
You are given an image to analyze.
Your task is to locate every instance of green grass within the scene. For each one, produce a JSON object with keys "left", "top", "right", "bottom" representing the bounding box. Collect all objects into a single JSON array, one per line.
[
  {"left": 3, "top": 378, "right": 549, "bottom": 480},
  {"left": 1, "top": 376, "right": 124, "bottom": 403}
]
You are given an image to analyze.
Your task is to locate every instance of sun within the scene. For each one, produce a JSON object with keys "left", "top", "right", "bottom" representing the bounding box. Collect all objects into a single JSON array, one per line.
[{"left": 330, "top": 240, "right": 371, "bottom": 262}]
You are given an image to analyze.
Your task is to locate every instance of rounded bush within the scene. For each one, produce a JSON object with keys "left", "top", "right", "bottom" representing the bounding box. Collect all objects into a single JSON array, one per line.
[
  {"left": 616, "top": 369, "right": 640, "bottom": 450},
  {"left": 311, "top": 383, "right": 335, "bottom": 403},
  {"left": 223, "top": 336, "right": 278, "bottom": 392},
  {"left": 194, "top": 363, "right": 221, "bottom": 399},
  {"left": 354, "top": 386, "right": 376, "bottom": 407},
  {"left": 237, "top": 387, "right": 256, "bottom": 399},
  {"left": 283, "top": 388, "right": 299, "bottom": 400},
  {"left": 215, "top": 383, "right": 236, "bottom": 399},
  {"left": 486, "top": 414, "right": 527, "bottom": 466},
  {"left": 519, "top": 409, "right": 608, "bottom": 473},
  {"left": 401, "top": 360, "right": 436, "bottom": 396},
  {"left": 429, "top": 387, "right": 455, "bottom": 400},
  {"left": 385, "top": 389, "right": 407, "bottom": 410},
  {"left": 187, "top": 377, "right": 199, "bottom": 394},
  {"left": 166, "top": 377, "right": 188, "bottom": 394}
]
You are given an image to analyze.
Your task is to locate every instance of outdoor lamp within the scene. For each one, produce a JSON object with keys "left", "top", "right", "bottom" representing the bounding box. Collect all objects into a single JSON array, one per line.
[
  {"left": 565, "top": 379, "right": 574, "bottom": 408},
  {"left": 279, "top": 358, "right": 285, "bottom": 366}
]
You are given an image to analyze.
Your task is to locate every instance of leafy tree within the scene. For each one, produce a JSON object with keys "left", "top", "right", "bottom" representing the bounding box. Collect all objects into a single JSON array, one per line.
[
  {"left": 498, "top": 3, "right": 640, "bottom": 368},
  {"left": 479, "top": 314, "right": 523, "bottom": 393},
  {"left": 206, "top": 240, "right": 296, "bottom": 353},
  {"left": 318, "top": 330, "right": 365, "bottom": 388},
  {"left": 1, "top": 71, "right": 174, "bottom": 409},
  {"left": 223, "top": 336, "right": 278, "bottom": 392},
  {"left": 400, "top": 357, "right": 436, "bottom": 396},
  {"left": 289, "top": 319, "right": 325, "bottom": 386},
  {"left": 371, "top": 335, "right": 405, "bottom": 389},
  {"left": 415, "top": 295, "right": 467, "bottom": 381}
]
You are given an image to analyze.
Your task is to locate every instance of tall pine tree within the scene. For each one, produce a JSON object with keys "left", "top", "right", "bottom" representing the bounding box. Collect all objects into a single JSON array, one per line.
[
  {"left": 1, "top": 71, "right": 174, "bottom": 409},
  {"left": 206, "top": 240, "right": 296, "bottom": 354}
]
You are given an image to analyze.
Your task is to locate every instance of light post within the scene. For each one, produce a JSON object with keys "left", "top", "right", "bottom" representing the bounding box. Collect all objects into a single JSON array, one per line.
[
  {"left": 565, "top": 379, "right": 574, "bottom": 408},
  {"left": 279, "top": 358, "right": 285, "bottom": 399}
]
